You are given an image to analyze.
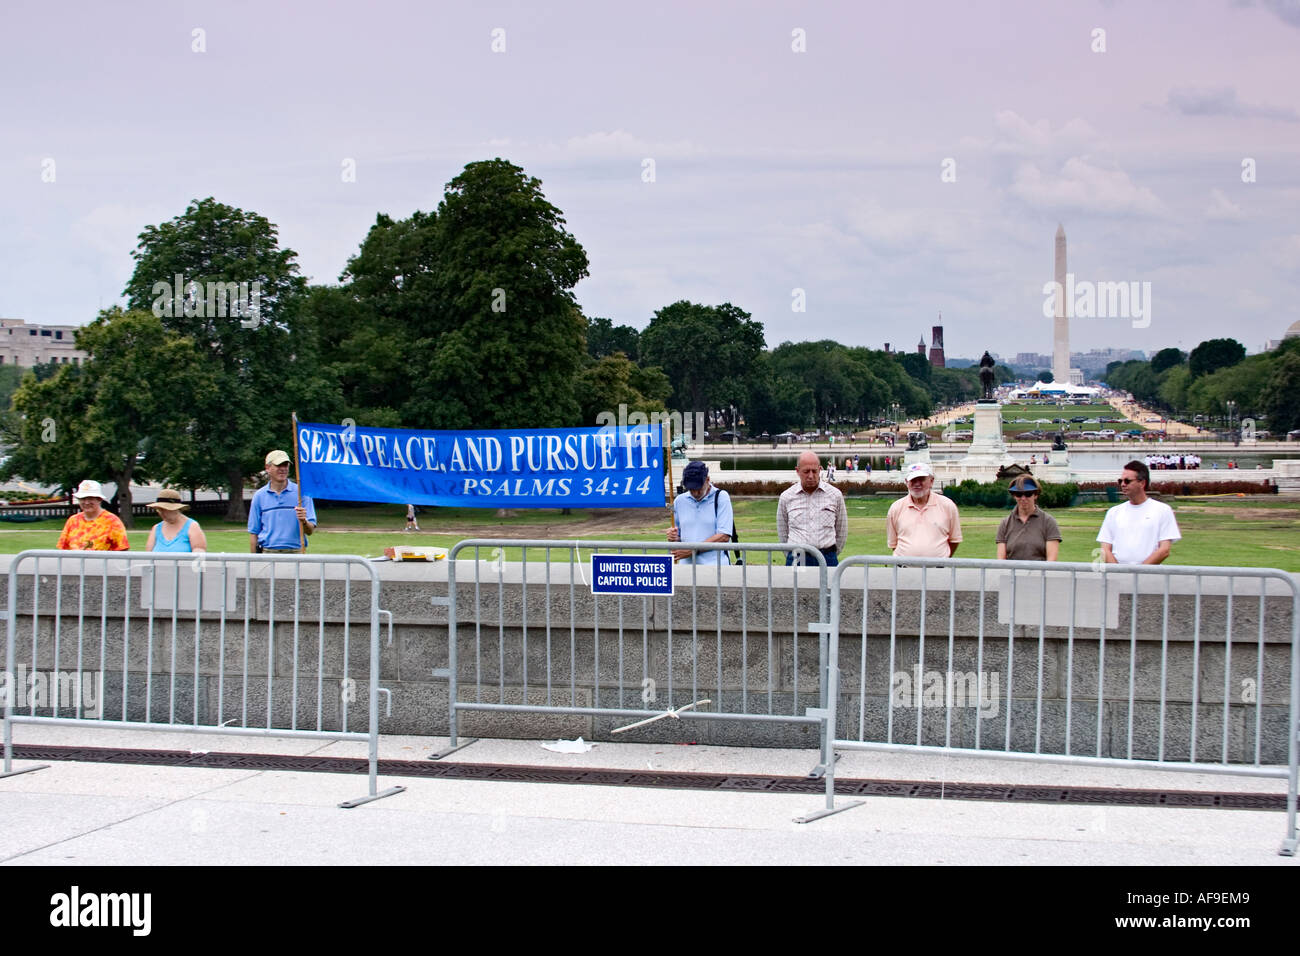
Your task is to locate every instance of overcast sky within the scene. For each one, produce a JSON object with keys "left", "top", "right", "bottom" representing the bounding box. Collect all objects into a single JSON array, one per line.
[{"left": 3, "top": 0, "right": 1298, "bottom": 361}]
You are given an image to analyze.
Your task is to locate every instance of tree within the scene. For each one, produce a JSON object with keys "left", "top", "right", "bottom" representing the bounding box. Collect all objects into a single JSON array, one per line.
[
  {"left": 388, "top": 160, "right": 591, "bottom": 428},
  {"left": 3, "top": 310, "right": 216, "bottom": 527},
  {"left": 299, "top": 284, "right": 404, "bottom": 426},
  {"left": 1157, "top": 364, "right": 1190, "bottom": 410},
  {"left": 1150, "top": 347, "right": 1185, "bottom": 374},
  {"left": 1038, "top": 370, "right": 1054, "bottom": 384},
  {"left": 122, "top": 198, "right": 336, "bottom": 519},
  {"left": 897, "top": 352, "right": 932, "bottom": 384},
  {"left": 640, "top": 301, "right": 766, "bottom": 415},
  {"left": 1188, "top": 338, "right": 1245, "bottom": 379},
  {"left": 1259, "top": 343, "right": 1300, "bottom": 433},
  {"left": 586, "top": 317, "right": 641, "bottom": 360}
]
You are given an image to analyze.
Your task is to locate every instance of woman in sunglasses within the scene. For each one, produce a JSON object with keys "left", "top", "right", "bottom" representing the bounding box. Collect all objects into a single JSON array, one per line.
[{"left": 996, "top": 475, "right": 1061, "bottom": 561}]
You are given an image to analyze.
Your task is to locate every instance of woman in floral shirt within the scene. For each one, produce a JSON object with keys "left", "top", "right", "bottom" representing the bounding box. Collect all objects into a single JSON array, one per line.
[{"left": 56, "top": 480, "right": 129, "bottom": 551}]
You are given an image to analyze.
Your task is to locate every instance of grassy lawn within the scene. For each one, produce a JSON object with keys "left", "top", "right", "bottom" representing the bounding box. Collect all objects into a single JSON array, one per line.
[
  {"left": 4, "top": 496, "right": 1298, "bottom": 571},
  {"left": 924, "top": 401, "right": 1147, "bottom": 440}
]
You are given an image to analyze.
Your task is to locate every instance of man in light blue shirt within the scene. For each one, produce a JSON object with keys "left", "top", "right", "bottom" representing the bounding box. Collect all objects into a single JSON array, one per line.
[
  {"left": 666, "top": 460, "right": 732, "bottom": 565},
  {"left": 248, "top": 449, "right": 317, "bottom": 553}
]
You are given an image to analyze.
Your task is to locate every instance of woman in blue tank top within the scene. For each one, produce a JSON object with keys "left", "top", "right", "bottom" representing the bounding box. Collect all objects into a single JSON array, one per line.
[{"left": 145, "top": 489, "right": 208, "bottom": 552}]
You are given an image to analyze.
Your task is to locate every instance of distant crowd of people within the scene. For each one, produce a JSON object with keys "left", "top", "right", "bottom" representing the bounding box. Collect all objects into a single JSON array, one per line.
[{"left": 1145, "top": 454, "right": 1201, "bottom": 470}]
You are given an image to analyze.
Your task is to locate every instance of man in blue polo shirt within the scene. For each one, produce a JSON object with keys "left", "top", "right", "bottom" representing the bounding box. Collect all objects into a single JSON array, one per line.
[
  {"left": 665, "top": 460, "right": 731, "bottom": 565},
  {"left": 248, "top": 449, "right": 317, "bottom": 553}
]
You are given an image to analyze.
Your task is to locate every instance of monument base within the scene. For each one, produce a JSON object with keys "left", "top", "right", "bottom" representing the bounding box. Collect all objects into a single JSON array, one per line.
[
  {"left": 963, "top": 401, "right": 1013, "bottom": 468},
  {"left": 903, "top": 447, "right": 931, "bottom": 470}
]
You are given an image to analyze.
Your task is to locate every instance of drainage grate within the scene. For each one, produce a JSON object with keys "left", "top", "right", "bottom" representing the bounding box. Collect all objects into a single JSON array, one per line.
[{"left": 6, "top": 744, "right": 1286, "bottom": 811}]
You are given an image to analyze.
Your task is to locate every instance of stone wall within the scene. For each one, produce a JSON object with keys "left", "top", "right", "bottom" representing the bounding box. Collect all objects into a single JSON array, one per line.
[{"left": 1, "top": 556, "right": 1294, "bottom": 762}]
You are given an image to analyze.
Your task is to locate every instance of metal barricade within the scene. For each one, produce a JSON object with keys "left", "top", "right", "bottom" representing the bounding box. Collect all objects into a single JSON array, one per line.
[
  {"left": 1, "top": 550, "right": 404, "bottom": 808},
  {"left": 436, "top": 539, "right": 834, "bottom": 771},
  {"left": 813, "top": 556, "right": 1299, "bottom": 854}
]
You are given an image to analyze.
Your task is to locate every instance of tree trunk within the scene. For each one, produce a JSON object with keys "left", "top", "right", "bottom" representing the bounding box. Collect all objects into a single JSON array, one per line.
[
  {"left": 114, "top": 468, "right": 134, "bottom": 529},
  {"left": 226, "top": 465, "right": 247, "bottom": 521}
]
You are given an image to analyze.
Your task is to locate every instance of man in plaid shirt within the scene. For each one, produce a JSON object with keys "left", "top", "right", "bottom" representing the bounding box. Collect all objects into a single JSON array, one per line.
[{"left": 777, "top": 451, "right": 847, "bottom": 566}]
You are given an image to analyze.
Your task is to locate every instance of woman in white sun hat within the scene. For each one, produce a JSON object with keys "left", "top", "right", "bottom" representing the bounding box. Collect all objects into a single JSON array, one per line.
[
  {"left": 56, "top": 479, "right": 129, "bottom": 551},
  {"left": 145, "top": 488, "right": 207, "bottom": 553}
]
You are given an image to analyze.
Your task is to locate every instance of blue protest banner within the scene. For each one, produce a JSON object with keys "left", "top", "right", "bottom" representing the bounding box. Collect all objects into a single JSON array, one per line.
[
  {"left": 296, "top": 422, "right": 665, "bottom": 509},
  {"left": 590, "top": 554, "right": 674, "bottom": 596}
]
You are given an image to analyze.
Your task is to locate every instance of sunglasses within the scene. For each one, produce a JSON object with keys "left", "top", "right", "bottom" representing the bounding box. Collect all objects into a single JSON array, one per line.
[
  {"left": 1010, "top": 491, "right": 1036, "bottom": 497},
  {"left": 1117, "top": 477, "right": 1138, "bottom": 485}
]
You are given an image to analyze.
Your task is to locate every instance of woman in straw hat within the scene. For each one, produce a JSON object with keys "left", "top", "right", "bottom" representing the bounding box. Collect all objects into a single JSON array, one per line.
[{"left": 145, "top": 489, "right": 207, "bottom": 552}]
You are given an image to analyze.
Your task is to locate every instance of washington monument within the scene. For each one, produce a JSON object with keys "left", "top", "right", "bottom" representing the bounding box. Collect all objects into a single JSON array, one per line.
[{"left": 1052, "top": 223, "right": 1069, "bottom": 383}]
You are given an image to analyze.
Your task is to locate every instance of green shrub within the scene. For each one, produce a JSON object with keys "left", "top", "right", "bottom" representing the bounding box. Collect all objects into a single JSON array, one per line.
[{"left": 940, "top": 479, "right": 1078, "bottom": 509}]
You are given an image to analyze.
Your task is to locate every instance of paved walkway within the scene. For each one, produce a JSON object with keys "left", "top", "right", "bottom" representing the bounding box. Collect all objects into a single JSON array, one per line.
[{"left": 1, "top": 724, "right": 1292, "bottom": 865}]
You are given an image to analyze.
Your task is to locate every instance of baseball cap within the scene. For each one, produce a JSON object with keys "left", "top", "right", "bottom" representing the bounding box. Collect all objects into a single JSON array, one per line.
[
  {"left": 904, "top": 462, "right": 933, "bottom": 481},
  {"left": 1008, "top": 475, "right": 1040, "bottom": 494},
  {"left": 681, "top": 460, "right": 708, "bottom": 490},
  {"left": 265, "top": 450, "right": 291, "bottom": 467}
]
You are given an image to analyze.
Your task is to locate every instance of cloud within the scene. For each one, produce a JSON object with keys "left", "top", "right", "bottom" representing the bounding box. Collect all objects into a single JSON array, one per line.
[
  {"left": 558, "top": 130, "right": 703, "bottom": 160},
  {"left": 839, "top": 198, "right": 962, "bottom": 253},
  {"left": 1009, "top": 157, "right": 1165, "bottom": 216},
  {"left": 70, "top": 202, "right": 170, "bottom": 259},
  {"left": 1263, "top": 0, "right": 1300, "bottom": 27},
  {"left": 1235, "top": 289, "right": 1271, "bottom": 312},
  {"left": 989, "top": 111, "right": 1098, "bottom": 154},
  {"left": 1269, "top": 234, "right": 1300, "bottom": 270},
  {"left": 1205, "top": 188, "right": 1246, "bottom": 221},
  {"left": 1236, "top": 0, "right": 1300, "bottom": 28},
  {"left": 1164, "top": 86, "right": 1299, "bottom": 122}
]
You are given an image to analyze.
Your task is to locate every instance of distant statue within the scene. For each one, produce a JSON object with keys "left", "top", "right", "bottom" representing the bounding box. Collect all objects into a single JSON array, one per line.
[
  {"left": 978, "top": 351, "right": 996, "bottom": 401},
  {"left": 1051, "top": 432, "right": 1067, "bottom": 451},
  {"left": 907, "top": 431, "right": 928, "bottom": 451}
]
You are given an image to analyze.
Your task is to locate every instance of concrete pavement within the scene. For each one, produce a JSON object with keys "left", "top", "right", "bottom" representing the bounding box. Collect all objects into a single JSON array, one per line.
[{"left": 1, "top": 723, "right": 1293, "bottom": 865}]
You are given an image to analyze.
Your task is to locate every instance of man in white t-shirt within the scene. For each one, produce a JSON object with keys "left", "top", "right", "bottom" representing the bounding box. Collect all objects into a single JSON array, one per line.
[{"left": 1097, "top": 459, "right": 1181, "bottom": 565}]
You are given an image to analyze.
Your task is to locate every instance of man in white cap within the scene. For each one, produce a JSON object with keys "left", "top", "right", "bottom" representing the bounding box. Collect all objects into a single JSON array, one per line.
[
  {"left": 248, "top": 449, "right": 317, "bottom": 553},
  {"left": 886, "top": 462, "right": 962, "bottom": 558},
  {"left": 57, "top": 479, "right": 129, "bottom": 551}
]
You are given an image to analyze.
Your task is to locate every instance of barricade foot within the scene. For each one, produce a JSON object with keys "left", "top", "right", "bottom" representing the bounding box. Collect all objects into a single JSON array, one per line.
[
  {"left": 1281, "top": 836, "right": 1297, "bottom": 857},
  {"left": 339, "top": 785, "right": 406, "bottom": 809},
  {"left": 429, "top": 738, "right": 479, "bottom": 760},
  {"left": 795, "top": 799, "right": 864, "bottom": 824},
  {"left": 1, "top": 763, "right": 50, "bottom": 779},
  {"left": 807, "top": 752, "right": 840, "bottom": 779}
]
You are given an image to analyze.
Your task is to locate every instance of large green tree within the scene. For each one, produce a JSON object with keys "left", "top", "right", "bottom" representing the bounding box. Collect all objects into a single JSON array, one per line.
[
  {"left": 122, "top": 198, "right": 337, "bottom": 519},
  {"left": 3, "top": 310, "right": 216, "bottom": 526},
  {"left": 640, "top": 301, "right": 766, "bottom": 415},
  {"left": 1150, "top": 347, "right": 1186, "bottom": 374},
  {"left": 1188, "top": 337, "right": 1245, "bottom": 380},
  {"left": 585, "top": 317, "right": 641, "bottom": 361},
  {"left": 340, "top": 160, "right": 590, "bottom": 429},
  {"left": 1259, "top": 341, "right": 1300, "bottom": 433},
  {"left": 412, "top": 159, "right": 589, "bottom": 427}
]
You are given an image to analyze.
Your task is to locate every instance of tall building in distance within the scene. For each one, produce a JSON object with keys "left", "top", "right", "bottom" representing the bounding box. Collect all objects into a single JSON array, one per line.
[
  {"left": 1051, "top": 226, "right": 1085, "bottom": 384},
  {"left": 928, "top": 320, "right": 946, "bottom": 368},
  {"left": 1052, "top": 224, "right": 1069, "bottom": 383},
  {"left": 917, "top": 337, "right": 926, "bottom": 356}
]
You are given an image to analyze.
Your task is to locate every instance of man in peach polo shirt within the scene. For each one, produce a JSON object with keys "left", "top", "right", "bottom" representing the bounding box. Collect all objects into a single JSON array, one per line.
[{"left": 886, "top": 462, "right": 962, "bottom": 558}]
